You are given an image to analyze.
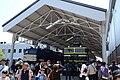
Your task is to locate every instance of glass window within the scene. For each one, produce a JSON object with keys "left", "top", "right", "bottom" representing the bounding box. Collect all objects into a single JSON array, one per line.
[
  {"left": 75, "top": 49, "right": 85, "bottom": 52},
  {"left": 8, "top": 49, "right": 11, "bottom": 53},
  {"left": 19, "top": 49, "right": 22, "bottom": 53},
  {"left": 14, "top": 49, "right": 16, "bottom": 53},
  {"left": 64, "top": 49, "right": 74, "bottom": 52}
]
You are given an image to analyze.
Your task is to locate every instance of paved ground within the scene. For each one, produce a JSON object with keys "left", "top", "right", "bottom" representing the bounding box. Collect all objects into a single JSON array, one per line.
[
  {"left": 32, "top": 76, "right": 79, "bottom": 80},
  {"left": 61, "top": 76, "right": 79, "bottom": 80}
]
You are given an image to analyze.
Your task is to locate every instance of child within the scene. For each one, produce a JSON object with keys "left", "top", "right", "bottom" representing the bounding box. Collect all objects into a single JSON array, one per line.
[
  {"left": 0, "top": 71, "right": 10, "bottom": 80},
  {"left": 37, "top": 68, "right": 47, "bottom": 80},
  {"left": 9, "top": 72, "right": 15, "bottom": 80}
]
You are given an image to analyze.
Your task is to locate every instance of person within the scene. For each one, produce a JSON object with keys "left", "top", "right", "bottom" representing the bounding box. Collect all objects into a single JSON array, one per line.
[
  {"left": 56, "top": 61, "right": 64, "bottom": 73},
  {"left": 87, "top": 60, "right": 97, "bottom": 80},
  {"left": 113, "top": 69, "right": 120, "bottom": 80},
  {"left": 15, "top": 65, "right": 22, "bottom": 80},
  {"left": 11, "top": 61, "right": 16, "bottom": 73},
  {"left": 30, "top": 64, "right": 35, "bottom": 75},
  {"left": 56, "top": 61, "right": 64, "bottom": 80},
  {"left": 109, "top": 60, "right": 119, "bottom": 75},
  {"left": 9, "top": 72, "right": 15, "bottom": 80},
  {"left": 65, "top": 63, "right": 71, "bottom": 80},
  {"left": 46, "top": 60, "right": 52, "bottom": 75},
  {"left": 0, "top": 71, "right": 10, "bottom": 80},
  {"left": 16, "top": 59, "right": 23, "bottom": 67},
  {"left": 79, "top": 63, "right": 88, "bottom": 80},
  {"left": 99, "top": 62, "right": 109, "bottom": 80},
  {"left": 0, "top": 58, "right": 9, "bottom": 77},
  {"left": 35, "top": 62, "right": 39, "bottom": 76},
  {"left": 6, "top": 59, "right": 10, "bottom": 66},
  {"left": 71, "top": 61, "right": 76, "bottom": 79},
  {"left": 96, "top": 61, "right": 102, "bottom": 80},
  {"left": 43, "top": 62, "right": 48, "bottom": 75},
  {"left": 35, "top": 62, "right": 44, "bottom": 76},
  {"left": 48, "top": 64, "right": 60, "bottom": 80},
  {"left": 37, "top": 68, "right": 47, "bottom": 80},
  {"left": 18, "top": 62, "right": 31, "bottom": 80}
]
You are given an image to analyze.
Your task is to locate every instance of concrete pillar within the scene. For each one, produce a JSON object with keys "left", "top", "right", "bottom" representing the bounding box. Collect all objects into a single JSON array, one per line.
[
  {"left": 102, "top": 22, "right": 107, "bottom": 62},
  {"left": 9, "top": 34, "right": 16, "bottom": 67}
]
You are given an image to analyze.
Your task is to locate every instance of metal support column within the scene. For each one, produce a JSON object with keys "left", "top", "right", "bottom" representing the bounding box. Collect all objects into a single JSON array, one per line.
[
  {"left": 9, "top": 34, "right": 16, "bottom": 67},
  {"left": 102, "top": 22, "right": 107, "bottom": 62}
]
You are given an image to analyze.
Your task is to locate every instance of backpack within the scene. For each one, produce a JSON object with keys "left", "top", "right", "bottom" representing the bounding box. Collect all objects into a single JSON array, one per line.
[{"left": 101, "top": 67, "right": 108, "bottom": 79}]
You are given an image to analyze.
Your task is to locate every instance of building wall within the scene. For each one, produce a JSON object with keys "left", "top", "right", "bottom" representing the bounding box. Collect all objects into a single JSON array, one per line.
[
  {"left": 107, "top": 0, "right": 120, "bottom": 63},
  {"left": 0, "top": 42, "right": 62, "bottom": 60},
  {"left": 0, "top": 43, "right": 31, "bottom": 60}
]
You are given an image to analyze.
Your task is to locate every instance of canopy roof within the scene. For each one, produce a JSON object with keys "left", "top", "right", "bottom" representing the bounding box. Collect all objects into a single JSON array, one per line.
[{"left": 3, "top": 0, "right": 106, "bottom": 56}]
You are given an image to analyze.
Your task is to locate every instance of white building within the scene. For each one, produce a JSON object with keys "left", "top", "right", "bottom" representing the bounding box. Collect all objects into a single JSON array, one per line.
[
  {"left": 106, "top": 0, "right": 120, "bottom": 63},
  {"left": 0, "top": 42, "right": 31, "bottom": 60},
  {"left": 0, "top": 41, "right": 62, "bottom": 60}
]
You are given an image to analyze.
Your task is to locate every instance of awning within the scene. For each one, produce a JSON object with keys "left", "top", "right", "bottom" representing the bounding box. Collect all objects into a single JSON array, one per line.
[{"left": 2, "top": 0, "right": 106, "bottom": 56}]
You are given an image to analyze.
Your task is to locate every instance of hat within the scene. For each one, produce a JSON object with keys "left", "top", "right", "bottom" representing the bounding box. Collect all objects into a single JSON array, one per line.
[
  {"left": 40, "top": 68, "right": 45, "bottom": 71},
  {"left": 1, "top": 58, "right": 7, "bottom": 61},
  {"left": 2, "top": 71, "right": 8, "bottom": 74},
  {"left": 113, "top": 69, "right": 120, "bottom": 78}
]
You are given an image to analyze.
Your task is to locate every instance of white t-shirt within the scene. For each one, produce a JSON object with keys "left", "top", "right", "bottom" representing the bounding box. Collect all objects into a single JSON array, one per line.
[
  {"left": 0, "top": 65, "right": 9, "bottom": 76},
  {"left": 80, "top": 64, "right": 87, "bottom": 77},
  {"left": 0, "top": 77, "right": 10, "bottom": 80}
]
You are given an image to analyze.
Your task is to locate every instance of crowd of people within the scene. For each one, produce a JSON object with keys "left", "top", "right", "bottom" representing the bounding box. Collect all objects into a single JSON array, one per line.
[
  {"left": 0, "top": 58, "right": 120, "bottom": 80},
  {"left": 0, "top": 58, "right": 65, "bottom": 80},
  {"left": 78, "top": 60, "right": 120, "bottom": 80}
]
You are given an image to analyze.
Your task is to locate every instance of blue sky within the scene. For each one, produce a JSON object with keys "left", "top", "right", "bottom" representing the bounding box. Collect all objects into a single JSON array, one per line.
[
  {"left": 0, "top": 0, "right": 109, "bottom": 43},
  {"left": 0, "top": 0, "right": 35, "bottom": 42}
]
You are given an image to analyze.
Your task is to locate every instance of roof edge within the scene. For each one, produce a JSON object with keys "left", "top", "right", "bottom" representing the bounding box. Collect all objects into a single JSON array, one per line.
[
  {"left": 61, "top": 0, "right": 107, "bottom": 12},
  {"left": 2, "top": 0, "right": 107, "bottom": 27}
]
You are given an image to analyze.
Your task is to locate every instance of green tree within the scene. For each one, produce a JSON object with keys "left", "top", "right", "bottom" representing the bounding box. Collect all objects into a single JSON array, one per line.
[{"left": 0, "top": 49, "right": 4, "bottom": 58}]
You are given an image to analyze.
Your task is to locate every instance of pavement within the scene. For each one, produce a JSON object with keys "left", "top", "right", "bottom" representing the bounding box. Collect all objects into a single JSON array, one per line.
[
  {"left": 32, "top": 76, "right": 79, "bottom": 80},
  {"left": 61, "top": 76, "right": 79, "bottom": 80}
]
